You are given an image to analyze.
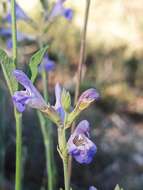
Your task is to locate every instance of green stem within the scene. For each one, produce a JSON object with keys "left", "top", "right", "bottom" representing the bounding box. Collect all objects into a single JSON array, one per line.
[
  {"left": 37, "top": 112, "right": 53, "bottom": 190},
  {"left": 38, "top": 70, "right": 56, "bottom": 190},
  {"left": 14, "top": 109, "right": 22, "bottom": 190},
  {"left": 58, "top": 127, "right": 70, "bottom": 190},
  {"left": 11, "top": 1, "right": 22, "bottom": 190},
  {"left": 63, "top": 158, "right": 69, "bottom": 190},
  {"left": 42, "top": 70, "right": 48, "bottom": 103}
]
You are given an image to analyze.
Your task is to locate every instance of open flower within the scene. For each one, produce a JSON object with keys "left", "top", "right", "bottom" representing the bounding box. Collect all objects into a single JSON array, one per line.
[
  {"left": 67, "top": 120, "right": 97, "bottom": 164},
  {"left": 12, "top": 70, "right": 47, "bottom": 112},
  {"left": 5, "top": 0, "right": 30, "bottom": 23},
  {"left": 48, "top": 0, "right": 73, "bottom": 21},
  {"left": 39, "top": 54, "right": 55, "bottom": 72}
]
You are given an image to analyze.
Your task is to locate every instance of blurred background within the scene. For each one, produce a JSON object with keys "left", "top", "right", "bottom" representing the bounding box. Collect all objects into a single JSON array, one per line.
[{"left": 0, "top": 0, "right": 143, "bottom": 190}]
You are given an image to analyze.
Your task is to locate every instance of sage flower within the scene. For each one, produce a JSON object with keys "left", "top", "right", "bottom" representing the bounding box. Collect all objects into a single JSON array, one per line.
[
  {"left": 48, "top": 0, "right": 73, "bottom": 21},
  {"left": 12, "top": 70, "right": 47, "bottom": 112},
  {"left": 39, "top": 54, "right": 55, "bottom": 72},
  {"left": 67, "top": 120, "right": 97, "bottom": 164}
]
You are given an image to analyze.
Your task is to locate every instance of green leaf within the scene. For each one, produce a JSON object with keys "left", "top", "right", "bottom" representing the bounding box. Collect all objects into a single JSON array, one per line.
[
  {"left": 114, "top": 184, "right": 124, "bottom": 190},
  {"left": 0, "top": 48, "right": 18, "bottom": 94},
  {"left": 29, "top": 45, "right": 48, "bottom": 82}
]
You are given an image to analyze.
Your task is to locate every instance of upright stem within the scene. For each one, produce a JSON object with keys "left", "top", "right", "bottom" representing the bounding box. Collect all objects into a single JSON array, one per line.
[
  {"left": 11, "top": 1, "right": 22, "bottom": 190},
  {"left": 42, "top": 70, "right": 48, "bottom": 103},
  {"left": 63, "top": 158, "right": 69, "bottom": 190},
  {"left": 14, "top": 109, "right": 22, "bottom": 190},
  {"left": 68, "top": 0, "right": 91, "bottom": 181},
  {"left": 38, "top": 70, "right": 55, "bottom": 190},
  {"left": 74, "top": 0, "right": 91, "bottom": 104},
  {"left": 37, "top": 112, "right": 53, "bottom": 190},
  {"left": 58, "top": 128, "right": 70, "bottom": 190}
]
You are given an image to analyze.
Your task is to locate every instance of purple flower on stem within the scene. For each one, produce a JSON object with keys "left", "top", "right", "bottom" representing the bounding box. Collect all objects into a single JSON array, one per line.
[
  {"left": 67, "top": 120, "right": 97, "bottom": 164},
  {"left": 54, "top": 83, "right": 65, "bottom": 121},
  {"left": 89, "top": 186, "right": 97, "bottom": 190},
  {"left": 76, "top": 88, "right": 100, "bottom": 111},
  {"left": 39, "top": 54, "right": 55, "bottom": 72},
  {"left": 48, "top": 0, "right": 73, "bottom": 21},
  {"left": 12, "top": 70, "right": 47, "bottom": 112},
  {"left": 66, "top": 88, "right": 100, "bottom": 127},
  {"left": 5, "top": 0, "right": 30, "bottom": 23}
]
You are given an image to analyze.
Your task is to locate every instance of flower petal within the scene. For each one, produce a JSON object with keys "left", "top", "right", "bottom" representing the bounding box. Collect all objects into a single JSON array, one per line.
[
  {"left": 54, "top": 83, "right": 65, "bottom": 121},
  {"left": 12, "top": 70, "right": 47, "bottom": 112},
  {"left": 67, "top": 120, "right": 97, "bottom": 164}
]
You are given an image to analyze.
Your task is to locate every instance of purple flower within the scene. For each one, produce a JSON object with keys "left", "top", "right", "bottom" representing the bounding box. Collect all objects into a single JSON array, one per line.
[
  {"left": 63, "top": 8, "right": 73, "bottom": 20},
  {"left": 67, "top": 120, "right": 97, "bottom": 164},
  {"left": 12, "top": 70, "right": 47, "bottom": 112},
  {"left": 76, "top": 88, "right": 100, "bottom": 111},
  {"left": 5, "top": 0, "right": 30, "bottom": 23},
  {"left": 39, "top": 54, "right": 55, "bottom": 72},
  {"left": 54, "top": 83, "right": 65, "bottom": 121},
  {"left": 89, "top": 186, "right": 97, "bottom": 190},
  {"left": 48, "top": 0, "right": 73, "bottom": 21}
]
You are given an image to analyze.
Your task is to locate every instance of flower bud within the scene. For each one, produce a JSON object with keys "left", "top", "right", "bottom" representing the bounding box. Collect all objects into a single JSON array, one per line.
[
  {"left": 61, "top": 88, "right": 71, "bottom": 113},
  {"left": 77, "top": 88, "right": 100, "bottom": 111},
  {"left": 66, "top": 88, "right": 99, "bottom": 127}
]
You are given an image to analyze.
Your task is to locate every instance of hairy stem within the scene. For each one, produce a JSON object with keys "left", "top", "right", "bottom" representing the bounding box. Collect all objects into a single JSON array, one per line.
[{"left": 68, "top": 0, "right": 91, "bottom": 181}]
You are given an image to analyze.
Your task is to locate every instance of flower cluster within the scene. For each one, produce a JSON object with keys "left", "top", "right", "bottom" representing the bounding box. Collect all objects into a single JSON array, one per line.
[{"left": 12, "top": 69, "right": 99, "bottom": 164}]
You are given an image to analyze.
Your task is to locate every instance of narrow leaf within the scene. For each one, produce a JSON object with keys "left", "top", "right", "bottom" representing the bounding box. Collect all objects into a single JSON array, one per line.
[
  {"left": 0, "top": 48, "right": 18, "bottom": 94},
  {"left": 29, "top": 45, "right": 48, "bottom": 82}
]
